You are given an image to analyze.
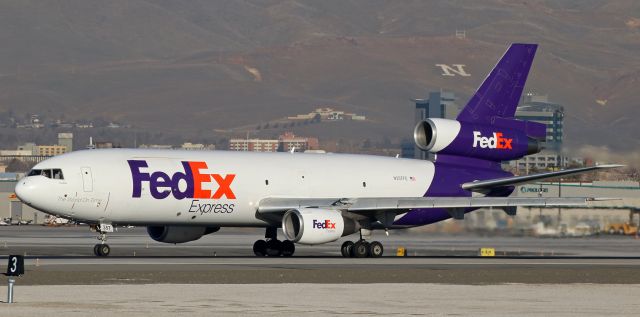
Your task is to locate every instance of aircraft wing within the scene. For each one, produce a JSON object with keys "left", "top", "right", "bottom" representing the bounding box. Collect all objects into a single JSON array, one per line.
[
  {"left": 461, "top": 164, "right": 624, "bottom": 192},
  {"left": 258, "top": 196, "right": 602, "bottom": 220},
  {"left": 257, "top": 164, "right": 622, "bottom": 221}
]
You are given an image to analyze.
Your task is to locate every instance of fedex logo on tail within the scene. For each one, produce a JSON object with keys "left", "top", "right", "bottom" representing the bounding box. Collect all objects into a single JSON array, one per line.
[
  {"left": 313, "top": 219, "right": 336, "bottom": 229},
  {"left": 472, "top": 131, "right": 513, "bottom": 150},
  {"left": 128, "top": 160, "right": 236, "bottom": 200}
]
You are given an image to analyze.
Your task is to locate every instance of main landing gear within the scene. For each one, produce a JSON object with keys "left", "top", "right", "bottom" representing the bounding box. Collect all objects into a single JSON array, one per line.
[
  {"left": 253, "top": 227, "right": 295, "bottom": 257},
  {"left": 340, "top": 230, "right": 384, "bottom": 258}
]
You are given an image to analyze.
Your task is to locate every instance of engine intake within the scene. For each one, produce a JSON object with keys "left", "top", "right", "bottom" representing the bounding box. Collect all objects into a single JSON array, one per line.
[
  {"left": 282, "top": 208, "right": 358, "bottom": 245},
  {"left": 147, "top": 225, "right": 219, "bottom": 244}
]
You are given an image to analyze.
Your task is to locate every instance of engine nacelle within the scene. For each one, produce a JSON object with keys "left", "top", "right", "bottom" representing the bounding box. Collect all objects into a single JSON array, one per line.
[
  {"left": 282, "top": 208, "right": 359, "bottom": 245},
  {"left": 414, "top": 118, "right": 541, "bottom": 161},
  {"left": 147, "top": 226, "right": 220, "bottom": 244}
]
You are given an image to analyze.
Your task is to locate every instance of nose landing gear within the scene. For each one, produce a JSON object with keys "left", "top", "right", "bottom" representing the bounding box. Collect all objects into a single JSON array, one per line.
[{"left": 92, "top": 224, "right": 113, "bottom": 257}]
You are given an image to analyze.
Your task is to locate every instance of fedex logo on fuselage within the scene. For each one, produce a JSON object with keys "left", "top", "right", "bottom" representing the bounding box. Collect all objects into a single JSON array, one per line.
[
  {"left": 472, "top": 131, "right": 513, "bottom": 150},
  {"left": 128, "top": 160, "right": 236, "bottom": 200},
  {"left": 313, "top": 219, "right": 336, "bottom": 230}
]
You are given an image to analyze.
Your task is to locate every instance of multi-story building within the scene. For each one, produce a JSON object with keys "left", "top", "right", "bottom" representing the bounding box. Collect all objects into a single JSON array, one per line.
[
  {"left": 229, "top": 139, "right": 279, "bottom": 152},
  {"left": 511, "top": 93, "right": 567, "bottom": 171},
  {"left": 278, "top": 132, "right": 319, "bottom": 152},
  {"left": 229, "top": 133, "right": 319, "bottom": 152},
  {"left": 515, "top": 94, "right": 564, "bottom": 150},
  {"left": 36, "top": 145, "right": 67, "bottom": 156},
  {"left": 17, "top": 143, "right": 37, "bottom": 154}
]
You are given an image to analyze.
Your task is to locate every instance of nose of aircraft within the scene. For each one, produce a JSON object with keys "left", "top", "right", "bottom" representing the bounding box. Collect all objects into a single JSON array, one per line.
[{"left": 15, "top": 177, "right": 38, "bottom": 205}]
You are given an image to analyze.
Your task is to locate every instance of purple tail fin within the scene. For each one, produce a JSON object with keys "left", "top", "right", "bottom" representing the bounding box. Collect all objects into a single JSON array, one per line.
[
  {"left": 436, "top": 43, "right": 544, "bottom": 167},
  {"left": 456, "top": 43, "right": 538, "bottom": 124}
]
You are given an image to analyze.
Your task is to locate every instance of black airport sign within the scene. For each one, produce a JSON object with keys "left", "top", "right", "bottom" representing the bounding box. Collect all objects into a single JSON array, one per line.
[{"left": 6, "top": 255, "right": 24, "bottom": 276}]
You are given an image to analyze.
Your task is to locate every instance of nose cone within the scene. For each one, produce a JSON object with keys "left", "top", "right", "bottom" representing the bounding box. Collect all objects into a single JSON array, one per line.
[{"left": 15, "top": 177, "right": 38, "bottom": 205}]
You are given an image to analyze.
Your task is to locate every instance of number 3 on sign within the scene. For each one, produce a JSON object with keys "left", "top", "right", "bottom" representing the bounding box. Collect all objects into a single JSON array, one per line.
[
  {"left": 6, "top": 255, "right": 24, "bottom": 276},
  {"left": 10, "top": 257, "right": 17, "bottom": 273}
]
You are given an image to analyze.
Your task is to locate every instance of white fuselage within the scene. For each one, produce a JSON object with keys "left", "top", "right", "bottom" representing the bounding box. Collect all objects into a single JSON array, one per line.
[{"left": 16, "top": 149, "right": 436, "bottom": 226}]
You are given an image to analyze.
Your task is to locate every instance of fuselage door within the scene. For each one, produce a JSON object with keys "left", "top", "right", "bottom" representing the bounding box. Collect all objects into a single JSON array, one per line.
[{"left": 81, "top": 167, "right": 93, "bottom": 192}]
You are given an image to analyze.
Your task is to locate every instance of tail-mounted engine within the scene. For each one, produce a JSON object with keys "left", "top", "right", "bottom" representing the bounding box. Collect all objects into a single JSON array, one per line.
[{"left": 414, "top": 118, "right": 542, "bottom": 161}]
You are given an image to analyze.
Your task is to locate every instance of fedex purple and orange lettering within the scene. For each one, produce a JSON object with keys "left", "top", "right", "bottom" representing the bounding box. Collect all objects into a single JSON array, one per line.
[
  {"left": 472, "top": 131, "right": 513, "bottom": 150},
  {"left": 313, "top": 219, "right": 336, "bottom": 230},
  {"left": 128, "top": 160, "right": 236, "bottom": 200}
]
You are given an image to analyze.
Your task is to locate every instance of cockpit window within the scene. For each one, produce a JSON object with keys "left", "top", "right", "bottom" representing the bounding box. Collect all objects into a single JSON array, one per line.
[
  {"left": 28, "top": 169, "right": 41, "bottom": 177},
  {"left": 53, "top": 169, "right": 64, "bottom": 179},
  {"left": 27, "top": 168, "right": 64, "bottom": 180}
]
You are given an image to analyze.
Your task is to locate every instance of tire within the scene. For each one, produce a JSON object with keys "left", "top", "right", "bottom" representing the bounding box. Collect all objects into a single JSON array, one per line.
[
  {"left": 266, "top": 239, "right": 282, "bottom": 257},
  {"left": 98, "top": 244, "right": 110, "bottom": 257},
  {"left": 281, "top": 240, "right": 295, "bottom": 257},
  {"left": 253, "top": 240, "right": 267, "bottom": 256},
  {"left": 369, "top": 241, "right": 384, "bottom": 258},
  {"left": 341, "top": 241, "right": 354, "bottom": 258},
  {"left": 94, "top": 244, "right": 101, "bottom": 256},
  {"left": 353, "top": 241, "right": 369, "bottom": 258}
]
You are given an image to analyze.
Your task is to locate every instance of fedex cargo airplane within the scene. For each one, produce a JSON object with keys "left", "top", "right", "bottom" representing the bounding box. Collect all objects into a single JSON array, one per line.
[{"left": 15, "top": 44, "right": 619, "bottom": 258}]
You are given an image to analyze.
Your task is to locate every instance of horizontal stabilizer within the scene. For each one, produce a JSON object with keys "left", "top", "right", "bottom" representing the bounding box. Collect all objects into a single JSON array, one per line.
[{"left": 462, "top": 164, "right": 624, "bottom": 192}]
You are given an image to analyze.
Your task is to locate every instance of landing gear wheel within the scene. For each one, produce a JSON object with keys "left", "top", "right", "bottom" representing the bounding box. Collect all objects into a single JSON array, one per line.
[
  {"left": 369, "top": 241, "right": 384, "bottom": 258},
  {"left": 253, "top": 240, "right": 267, "bottom": 256},
  {"left": 94, "top": 244, "right": 110, "bottom": 257},
  {"left": 281, "top": 240, "right": 295, "bottom": 257},
  {"left": 341, "top": 241, "right": 354, "bottom": 258},
  {"left": 353, "top": 240, "right": 369, "bottom": 258},
  {"left": 266, "top": 239, "right": 282, "bottom": 257}
]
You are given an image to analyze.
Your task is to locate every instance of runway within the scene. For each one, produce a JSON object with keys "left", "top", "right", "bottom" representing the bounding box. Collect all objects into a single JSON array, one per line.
[
  {"left": 1, "top": 226, "right": 640, "bottom": 316},
  {"left": 1, "top": 226, "right": 640, "bottom": 285}
]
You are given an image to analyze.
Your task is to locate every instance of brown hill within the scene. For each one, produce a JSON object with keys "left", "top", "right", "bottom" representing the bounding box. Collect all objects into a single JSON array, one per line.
[{"left": 0, "top": 0, "right": 638, "bottom": 156}]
